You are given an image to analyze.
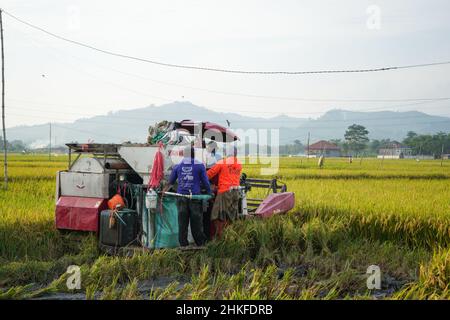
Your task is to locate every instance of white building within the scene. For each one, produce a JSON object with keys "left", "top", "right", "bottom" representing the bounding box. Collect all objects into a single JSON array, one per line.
[{"left": 377, "top": 141, "right": 412, "bottom": 159}]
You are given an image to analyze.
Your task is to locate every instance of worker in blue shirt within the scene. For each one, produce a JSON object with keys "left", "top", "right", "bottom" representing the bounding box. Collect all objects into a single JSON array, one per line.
[{"left": 164, "top": 145, "right": 211, "bottom": 246}]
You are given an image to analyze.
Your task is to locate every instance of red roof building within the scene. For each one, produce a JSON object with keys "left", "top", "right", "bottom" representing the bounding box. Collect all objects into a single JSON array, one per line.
[{"left": 308, "top": 140, "right": 341, "bottom": 157}]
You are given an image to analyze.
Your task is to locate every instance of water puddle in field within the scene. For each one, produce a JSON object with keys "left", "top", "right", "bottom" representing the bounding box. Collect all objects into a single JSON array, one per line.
[
  {"left": 369, "top": 275, "right": 408, "bottom": 299},
  {"left": 32, "top": 276, "right": 188, "bottom": 300},
  {"left": 31, "top": 268, "right": 407, "bottom": 300},
  {"left": 33, "top": 292, "right": 87, "bottom": 300},
  {"left": 343, "top": 274, "right": 408, "bottom": 299}
]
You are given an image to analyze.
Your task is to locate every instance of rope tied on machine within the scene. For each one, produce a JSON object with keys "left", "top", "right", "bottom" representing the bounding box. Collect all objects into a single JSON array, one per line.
[{"left": 109, "top": 206, "right": 128, "bottom": 229}]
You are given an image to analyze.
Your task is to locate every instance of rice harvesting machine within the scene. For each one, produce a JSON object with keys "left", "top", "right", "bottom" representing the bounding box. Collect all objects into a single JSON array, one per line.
[{"left": 54, "top": 120, "right": 295, "bottom": 253}]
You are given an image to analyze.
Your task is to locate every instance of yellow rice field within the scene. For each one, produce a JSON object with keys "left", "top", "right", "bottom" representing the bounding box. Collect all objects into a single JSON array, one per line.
[{"left": 0, "top": 155, "right": 449, "bottom": 299}]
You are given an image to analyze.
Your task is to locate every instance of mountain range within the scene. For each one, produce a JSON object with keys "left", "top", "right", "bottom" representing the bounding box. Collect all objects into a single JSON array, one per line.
[{"left": 6, "top": 101, "right": 450, "bottom": 147}]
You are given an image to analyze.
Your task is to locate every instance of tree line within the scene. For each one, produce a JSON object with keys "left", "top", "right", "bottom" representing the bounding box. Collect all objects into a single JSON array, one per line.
[
  {"left": 279, "top": 125, "right": 450, "bottom": 157},
  {"left": 0, "top": 137, "right": 28, "bottom": 152},
  {"left": 3, "top": 128, "right": 450, "bottom": 157},
  {"left": 402, "top": 131, "right": 450, "bottom": 156}
]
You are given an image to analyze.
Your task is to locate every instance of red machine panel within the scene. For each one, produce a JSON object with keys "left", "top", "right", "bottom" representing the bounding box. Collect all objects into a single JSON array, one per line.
[{"left": 55, "top": 196, "right": 107, "bottom": 232}]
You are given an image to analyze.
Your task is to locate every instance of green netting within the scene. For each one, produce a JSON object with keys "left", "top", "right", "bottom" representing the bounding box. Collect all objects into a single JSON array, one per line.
[
  {"left": 142, "top": 194, "right": 211, "bottom": 249},
  {"left": 150, "top": 131, "right": 169, "bottom": 144},
  {"left": 154, "top": 196, "right": 179, "bottom": 249}
]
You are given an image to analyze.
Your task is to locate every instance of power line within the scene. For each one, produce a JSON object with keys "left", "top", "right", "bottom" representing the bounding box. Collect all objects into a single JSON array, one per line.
[
  {"left": 7, "top": 94, "right": 450, "bottom": 118},
  {"left": 36, "top": 40, "right": 450, "bottom": 103},
  {"left": 12, "top": 25, "right": 450, "bottom": 113},
  {"left": 9, "top": 26, "right": 450, "bottom": 114},
  {"left": 52, "top": 123, "right": 124, "bottom": 140},
  {"left": 18, "top": 28, "right": 450, "bottom": 104},
  {"left": 284, "top": 118, "right": 450, "bottom": 141},
  {"left": 48, "top": 122, "right": 51, "bottom": 160},
  {"left": 8, "top": 105, "right": 450, "bottom": 123},
  {"left": 4, "top": 8, "right": 450, "bottom": 135},
  {"left": 61, "top": 54, "right": 450, "bottom": 102},
  {"left": 4, "top": 8, "right": 450, "bottom": 76},
  {"left": 7, "top": 111, "right": 450, "bottom": 145},
  {"left": 22, "top": 35, "right": 173, "bottom": 102},
  {"left": 8, "top": 111, "right": 450, "bottom": 129}
]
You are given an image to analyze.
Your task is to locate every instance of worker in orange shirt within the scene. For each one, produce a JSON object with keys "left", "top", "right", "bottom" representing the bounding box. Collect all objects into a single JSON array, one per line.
[{"left": 207, "top": 145, "right": 242, "bottom": 239}]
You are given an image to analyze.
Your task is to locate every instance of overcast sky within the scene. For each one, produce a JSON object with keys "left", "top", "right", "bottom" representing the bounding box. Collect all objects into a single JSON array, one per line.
[{"left": 2, "top": 0, "right": 450, "bottom": 127}]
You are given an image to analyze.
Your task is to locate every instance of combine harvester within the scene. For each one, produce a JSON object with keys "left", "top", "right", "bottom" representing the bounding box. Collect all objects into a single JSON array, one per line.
[{"left": 55, "top": 120, "right": 295, "bottom": 253}]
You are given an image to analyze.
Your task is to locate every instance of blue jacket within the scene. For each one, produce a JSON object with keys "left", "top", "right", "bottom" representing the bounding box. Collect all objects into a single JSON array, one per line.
[{"left": 169, "top": 158, "right": 211, "bottom": 195}]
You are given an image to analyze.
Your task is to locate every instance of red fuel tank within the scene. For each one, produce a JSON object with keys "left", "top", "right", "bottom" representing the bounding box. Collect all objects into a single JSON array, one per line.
[{"left": 55, "top": 196, "right": 108, "bottom": 232}]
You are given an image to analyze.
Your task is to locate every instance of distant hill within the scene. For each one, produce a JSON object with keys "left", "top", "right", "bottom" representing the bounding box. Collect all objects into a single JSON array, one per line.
[
  {"left": 6, "top": 101, "right": 450, "bottom": 146},
  {"left": 280, "top": 109, "right": 450, "bottom": 143}
]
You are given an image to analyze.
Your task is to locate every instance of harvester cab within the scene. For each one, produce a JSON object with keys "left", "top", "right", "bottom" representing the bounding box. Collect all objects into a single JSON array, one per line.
[{"left": 55, "top": 120, "right": 295, "bottom": 253}]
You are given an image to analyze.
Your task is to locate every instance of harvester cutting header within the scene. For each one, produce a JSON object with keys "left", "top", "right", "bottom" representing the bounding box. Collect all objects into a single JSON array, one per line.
[{"left": 55, "top": 120, "right": 295, "bottom": 253}]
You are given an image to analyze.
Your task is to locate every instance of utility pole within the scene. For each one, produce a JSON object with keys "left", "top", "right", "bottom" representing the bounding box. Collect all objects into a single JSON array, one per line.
[
  {"left": 0, "top": 9, "right": 7, "bottom": 190},
  {"left": 49, "top": 122, "right": 52, "bottom": 161},
  {"left": 441, "top": 143, "right": 444, "bottom": 167},
  {"left": 306, "top": 132, "right": 310, "bottom": 160}
]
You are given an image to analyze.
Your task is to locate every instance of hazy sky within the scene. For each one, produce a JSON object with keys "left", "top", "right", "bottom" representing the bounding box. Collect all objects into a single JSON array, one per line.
[{"left": 2, "top": 0, "right": 450, "bottom": 127}]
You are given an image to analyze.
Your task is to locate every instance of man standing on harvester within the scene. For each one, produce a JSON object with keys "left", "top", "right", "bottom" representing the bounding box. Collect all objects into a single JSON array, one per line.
[
  {"left": 207, "top": 146, "right": 242, "bottom": 239},
  {"left": 164, "top": 146, "right": 211, "bottom": 247}
]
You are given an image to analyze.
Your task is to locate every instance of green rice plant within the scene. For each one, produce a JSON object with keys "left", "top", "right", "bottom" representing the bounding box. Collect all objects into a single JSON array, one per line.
[
  {"left": 394, "top": 248, "right": 450, "bottom": 299},
  {"left": 0, "top": 284, "right": 35, "bottom": 300},
  {"left": 148, "top": 281, "right": 184, "bottom": 300},
  {"left": 120, "top": 278, "right": 141, "bottom": 300}
]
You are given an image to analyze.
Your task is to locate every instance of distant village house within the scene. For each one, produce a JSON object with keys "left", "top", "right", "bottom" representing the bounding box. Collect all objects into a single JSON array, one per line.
[
  {"left": 377, "top": 141, "right": 412, "bottom": 159},
  {"left": 308, "top": 140, "right": 341, "bottom": 157}
]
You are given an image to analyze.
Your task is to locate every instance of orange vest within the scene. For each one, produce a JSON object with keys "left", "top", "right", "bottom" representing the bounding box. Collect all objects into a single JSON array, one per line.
[{"left": 207, "top": 157, "right": 242, "bottom": 194}]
